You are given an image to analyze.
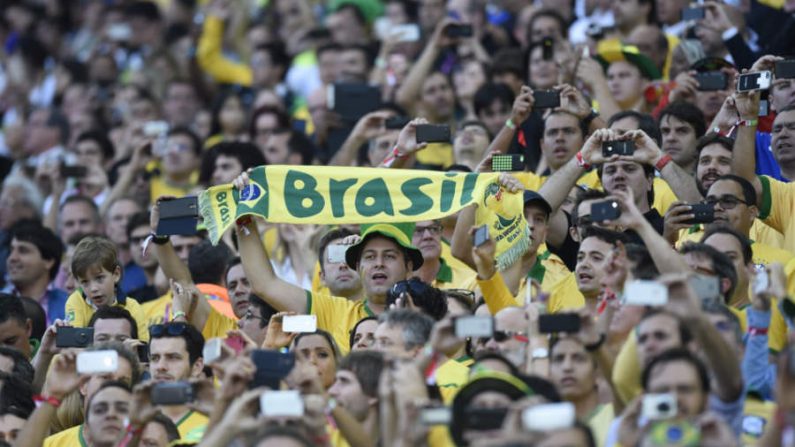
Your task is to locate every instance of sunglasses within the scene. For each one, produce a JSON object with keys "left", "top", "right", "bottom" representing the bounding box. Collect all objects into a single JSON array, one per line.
[
  {"left": 149, "top": 322, "right": 189, "bottom": 338},
  {"left": 479, "top": 331, "right": 528, "bottom": 344}
]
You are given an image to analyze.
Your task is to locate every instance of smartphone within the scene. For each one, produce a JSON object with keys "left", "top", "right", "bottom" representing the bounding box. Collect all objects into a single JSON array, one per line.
[
  {"left": 282, "top": 315, "right": 318, "bottom": 333},
  {"left": 538, "top": 313, "right": 581, "bottom": 334},
  {"left": 56, "top": 327, "right": 94, "bottom": 348},
  {"left": 473, "top": 224, "right": 490, "bottom": 247},
  {"left": 328, "top": 83, "right": 382, "bottom": 121},
  {"left": 327, "top": 244, "right": 347, "bottom": 263},
  {"left": 463, "top": 408, "right": 508, "bottom": 431},
  {"left": 390, "top": 24, "right": 420, "bottom": 42},
  {"left": 203, "top": 338, "right": 223, "bottom": 365},
  {"left": 683, "top": 202, "right": 715, "bottom": 225},
  {"left": 446, "top": 24, "right": 474, "bottom": 38},
  {"left": 681, "top": 6, "right": 705, "bottom": 21},
  {"left": 622, "top": 280, "right": 669, "bottom": 306},
  {"left": 737, "top": 71, "right": 773, "bottom": 92},
  {"left": 522, "top": 402, "right": 575, "bottom": 432},
  {"left": 694, "top": 71, "right": 728, "bottom": 91},
  {"left": 533, "top": 90, "right": 561, "bottom": 109},
  {"left": 157, "top": 197, "right": 199, "bottom": 236},
  {"left": 260, "top": 390, "right": 304, "bottom": 417},
  {"left": 250, "top": 350, "right": 296, "bottom": 389},
  {"left": 541, "top": 37, "right": 554, "bottom": 60},
  {"left": 420, "top": 406, "right": 452, "bottom": 426},
  {"left": 759, "top": 99, "right": 770, "bottom": 117},
  {"left": 753, "top": 264, "right": 769, "bottom": 295},
  {"left": 151, "top": 382, "right": 195, "bottom": 406},
  {"left": 454, "top": 315, "right": 494, "bottom": 338},
  {"left": 416, "top": 125, "right": 451, "bottom": 143},
  {"left": 775, "top": 60, "right": 795, "bottom": 79},
  {"left": 106, "top": 23, "right": 132, "bottom": 41},
  {"left": 590, "top": 200, "right": 621, "bottom": 222},
  {"left": 137, "top": 344, "right": 149, "bottom": 363},
  {"left": 60, "top": 165, "right": 88, "bottom": 178},
  {"left": 689, "top": 274, "right": 721, "bottom": 304},
  {"left": 492, "top": 154, "right": 524, "bottom": 172},
  {"left": 642, "top": 393, "right": 677, "bottom": 420},
  {"left": 384, "top": 116, "right": 411, "bottom": 129},
  {"left": 602, "top": 140, "right": 635, "bottom": 157},
  {"left": 77, "top": 350, "right": 119, "bottom": 374},
  {"left": 143, "top": 120, "right": 168, "bottom": 139}
]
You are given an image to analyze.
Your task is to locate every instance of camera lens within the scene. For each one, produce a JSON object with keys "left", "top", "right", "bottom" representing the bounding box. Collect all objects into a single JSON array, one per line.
[{"left": 657, "top": 402, "right": 670, "bottom": 413}]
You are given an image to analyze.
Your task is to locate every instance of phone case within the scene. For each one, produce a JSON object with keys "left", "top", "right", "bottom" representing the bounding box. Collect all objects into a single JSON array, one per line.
[
  {"left": 416, "top": 125, "right": 451, "bottom": 143},
  {"left": 533, "top": 90, "right": 561, "bottom": 109},
  {"left": 538, "top": 314, "right": 581, "bottom": 334},
  {"left": 159, "top": 197, "right": 199, "bottom": 219},
  {"left": 590, "top": 200, "right": 621, "bottom": 222},
  {"left": 55, "top": 327, "right": 94, "bottom": 348}
]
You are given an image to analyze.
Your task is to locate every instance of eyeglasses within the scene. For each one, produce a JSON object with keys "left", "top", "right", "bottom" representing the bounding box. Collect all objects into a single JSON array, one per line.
[
  {"left": 149, "top": 322, "right": 189, "bottom": 338},
  {"left": 704, "top": 195, "right": 747, "bottom": 210},
  {"left": 414, "top": 224, "right": 442, "bottom": 236}
]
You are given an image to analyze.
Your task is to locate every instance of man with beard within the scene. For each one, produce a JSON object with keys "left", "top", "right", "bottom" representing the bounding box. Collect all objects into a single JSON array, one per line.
[{"left": 665, "top": 133, "right": 784, "bottom": 247}]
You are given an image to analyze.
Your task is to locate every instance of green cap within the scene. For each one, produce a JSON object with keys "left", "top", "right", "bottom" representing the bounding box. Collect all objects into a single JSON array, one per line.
[
  {"left": 345, "top": 222, "right": 423, "bottom": 270},
  {"left": 595, "top": 44, "right": 662, "bottom": 80}
]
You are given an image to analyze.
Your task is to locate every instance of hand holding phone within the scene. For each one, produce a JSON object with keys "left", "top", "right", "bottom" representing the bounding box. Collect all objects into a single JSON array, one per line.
[
  {"left": 77, "top": 350, "right": 119, "bottom": 374},
  {"left": 473, "top": 224, "right": 490, "bottom": 247},
  {"left": 737, "top": 71, "right": 772, "bottom": 92},
  {"left": 590, "top": 200, "right": 621, "bottom": 222},
  {"left": 415, "top": 125, "right": 451, "bottom": 143},
  {"left": 56, "top": 327, "right": 94, "bottom": 348},
  {"left": 260, "top": 390, "right": 304, "bottom": 417},
  {"left": 533, "top": 90, "right": 561, "bottom": 109},
  {"left": 282, "top": 315, "right": 318, "bottom": 333},
  {"left": 151, "top": 382, "right": 195, "bottom": 406},
  {"left": 601, "top": 140, "right": 635, "bottom": 157}
]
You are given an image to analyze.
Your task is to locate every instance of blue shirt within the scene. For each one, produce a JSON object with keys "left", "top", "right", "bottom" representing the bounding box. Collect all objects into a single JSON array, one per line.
[
  {"left": 755, "top": 131, "right": 787, "bottom": 181},
  {"left": 121, "top": 263, "right": 147, "bottom": 295}
]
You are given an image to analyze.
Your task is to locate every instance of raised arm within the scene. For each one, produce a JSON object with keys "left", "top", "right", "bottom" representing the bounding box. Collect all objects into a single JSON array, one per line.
[
  {"left": 330, "top": 111, "right": 393, "bottom": 167},
  {"left": 483, "top": 86, "right": 534, "bottom": 156},
  {"left": 732, "top": 77, "right": 765, "bottom": 202},
  {"left": 626, "top": 129, "right": 702, "bottom": 203},
  {"left": 196, "top": 1, "right": 253, "bottom": 86},
  {"left": 394, "top": 19, "right": 456, "bottom": 113},
  {"left": 377, "top": 118, "right": 427, "bottom": 169},
  {"left": 233, "top": 173, "right": 306, "bottom": 313}
]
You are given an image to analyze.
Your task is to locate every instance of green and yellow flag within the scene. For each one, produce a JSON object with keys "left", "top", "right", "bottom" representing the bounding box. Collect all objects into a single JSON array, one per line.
[{"left": 199, "top": 166, "right": 530, "bottom": 270}]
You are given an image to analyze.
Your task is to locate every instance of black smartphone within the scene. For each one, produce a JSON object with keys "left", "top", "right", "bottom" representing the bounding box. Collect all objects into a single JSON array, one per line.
[
  {"left": 602, "top": 140, "right": 635, "bottom": 157},
  {"left": 250, "top": 350, "right": 296, "bottom": 389},
  {"left": 415, "top": 125, "right": 451, "bottom": 143},
  {"left": 60, "top": 165, "right": 88, "bottom": 178},
  {"left": 137, "top": 344, "right": 149, "bottom": 363},
  {"left": 385, "top": 116, "right": 410, "bottom": 129},
  {"left": 157, "top": 197, "right": 199, "bottom": 236},
  {"left": 590, "top": 200, "right": 621, "bottom": 222},
  {"left": 446, "top": 24, "right": 473, "bottom": 38},
  {"left": 492, "top": 154, "right": 524, "bottom": 172},
  {"left": 695, "top": 71, "right": 728, "bottom": 91},
  {"left": 151, "top": 382, "right": 194, "bottom": 406},
  {"left": 463, "top": 408, "right": 509, "bottom": 431},
  {"left": 330, "top": 83, "right": 382, "bottom": 122},
  {"left": 681, "top": 6, "right": 705, "bottom": 21},
  {"left": 538, "top": 313, "right": 581, "bottom": 334},
  {"left": 775, "top": 60, "right": 795, "bottom": 79},
  {"left": 737, "top": 71, "right": 772, "bottom": 92},
  {"left": 533, "top": 90, "right": 561, "bottom": 109},
  {"left": 473, "top": 224, "right": 490, "bottom": 247},
  {"left": 683, "top": 203, "right": 715, "bottom": 225},
  {"left": 541, "top": 37, "right": 554, "bottom": 60},
  {"left": 159, "top": 197, "right": 199, "bottom": 219},
  {"left": 55, "top": 327, "right": 94, "bottom": 348}
]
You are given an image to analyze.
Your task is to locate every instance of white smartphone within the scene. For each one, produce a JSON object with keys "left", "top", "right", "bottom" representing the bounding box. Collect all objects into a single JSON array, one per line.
[
  {"left": 390, "top": 24, "right": 420, "bottom": 42},
  {"left": 77, "top": 350, "right": 119, "bottom": 375},
  {"left": 203, "top": 338, "right": 223, "bottom": 365},
  {"left": 522, "top": 402, "right": 575, "bottom": 431},
  {"left": 327, "top": 244, "right": 347, "bottom": 264},
  {"left": 753, "top": 264, "right": 769, "bottom": 295},
  {"left": 420, "top": 406, "right": 452, "bottom": 426},
  {"left": 282, "top": 315, "right": 318, "bottom": 333},
  {"left": 260, "top": 390, "right": 304, "bottom": 417},
  {"left": 642, "top": 393, "right": 677, "bottom": 420},
  {"left": 454, "top": 316, "right": 494, "bottom": 338},
  {"left": 622, "top": 280, "right": 668, "bottom": 306},
  {"left": 143, "top": 120, "right": 169, "bottom": 138}
]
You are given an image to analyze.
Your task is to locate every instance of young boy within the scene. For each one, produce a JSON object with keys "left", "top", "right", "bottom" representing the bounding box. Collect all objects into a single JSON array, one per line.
[{"left": 64, "top": 236, "right": 149, "bottom": 341}]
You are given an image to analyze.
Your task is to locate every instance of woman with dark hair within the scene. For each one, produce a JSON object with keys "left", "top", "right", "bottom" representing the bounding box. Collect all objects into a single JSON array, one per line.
[{"left": 207, "top": 89, "right": 251, "bottom": 145}]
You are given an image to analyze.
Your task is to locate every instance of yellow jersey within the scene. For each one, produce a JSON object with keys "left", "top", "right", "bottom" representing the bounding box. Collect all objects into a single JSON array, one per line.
[
  {"left": 43, "top": 424, "right": 82, "bottom": 447},
  {"left": 307, "top": 291, "right": 376, "bottom": 354},
  {"left": 759, "top": 175, "right": 795, "bottom": 253},
  {"left": 176, "top": 410, "right": 208, "bottom": 442},
  {"left": 675, "top": 219, "right": 786, "bottom": 251},
  {"left": 65, "top": 292, "right": 149, "bottom": 342},
  {"left": 435, "top": 359, "right": 470, "bottom": 404},
  {"left": 588, "top": 403, "right": 615, "bottom": 447}
]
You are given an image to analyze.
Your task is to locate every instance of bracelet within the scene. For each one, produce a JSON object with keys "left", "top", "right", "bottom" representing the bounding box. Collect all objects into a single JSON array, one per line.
[
  {"left": 171, "top": 311, "right": 187, "bottom": 321},
  {"left": 582, "top": 109, "right": 599, "bottom": 128},
  {"left": 748, "top": 327, "right": 768, "bottom": 336},
  {"left": 505, "top": 118, "right": 516, "bottom": 130},
  {"left": 655, "top": 153, "right": 673, "bottom": 171},
  {"left": 33, "top": 394, "right": 62, "bottom": 408},
  {"left": 738, "top": 118, "right": 758, "bottom": 127},
  {"left": 381, "top": 146, "right": 408, "bottom": 168},
  {"left": 575, "top": 151, "right": 591, "bottom": 170},
  {"left": 584, "top": 333, "right": 606, "bottom": 352}
]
